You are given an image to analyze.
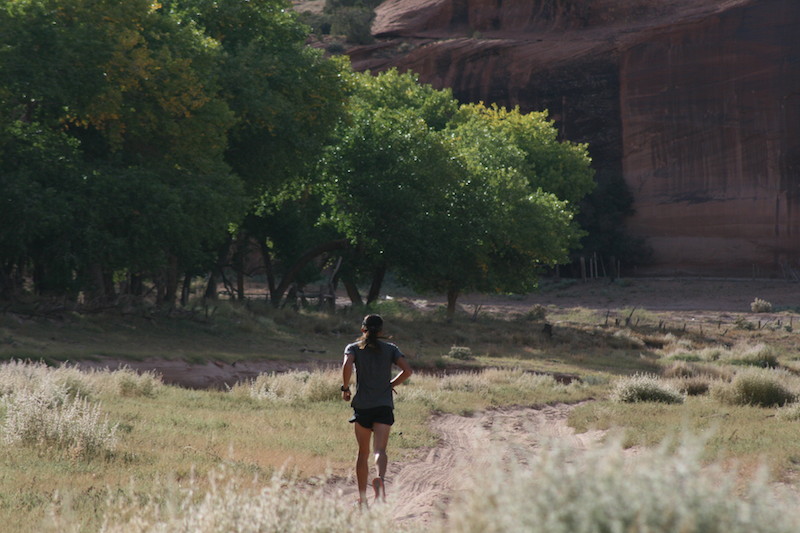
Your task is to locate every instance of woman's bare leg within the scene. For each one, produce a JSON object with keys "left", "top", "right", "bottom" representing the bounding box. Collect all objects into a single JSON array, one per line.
[
  {"left": 371, "top": 423, "right": 391, "bottom": 500},
  {"left": 354, "top": 423, "right": 373, "bottom": 504}
]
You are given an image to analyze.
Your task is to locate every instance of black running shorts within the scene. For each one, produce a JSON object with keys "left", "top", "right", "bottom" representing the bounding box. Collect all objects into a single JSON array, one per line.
[{"left": 349, "top": 406, "right": 394, "bottom": 428}]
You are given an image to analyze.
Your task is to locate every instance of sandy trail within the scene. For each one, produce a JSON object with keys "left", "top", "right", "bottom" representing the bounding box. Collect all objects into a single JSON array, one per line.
[{"left": 335, "top": 403, "right": 604, "bottom": 526}]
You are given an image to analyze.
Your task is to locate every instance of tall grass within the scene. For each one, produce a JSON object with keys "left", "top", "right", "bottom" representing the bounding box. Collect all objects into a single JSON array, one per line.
[
  {"left": 441, "top": 437, "right": 800, "bottom": 533},
  {"left": 0, "top": 360, "right": 160, "bottom": 460},
  {"left": 664, "top": 342, "right": 779, "bottom": 368},
  {"left": 2, "top": 386, "right": 118, "bottom": 459},
  {"left": 91, "top": 469, "right": 402, "bottom": 533},
  {"left": 231, "top": 369, "right": 340, "bottom": 403},
  {"left": 0, "top": 360, "right": 162, "bottom": 399}
]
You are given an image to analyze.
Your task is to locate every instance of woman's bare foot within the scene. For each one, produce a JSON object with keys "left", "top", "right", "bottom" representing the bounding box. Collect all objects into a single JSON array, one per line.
[{"left": 372, "top": 477, "right": 386, "bottom": 502}]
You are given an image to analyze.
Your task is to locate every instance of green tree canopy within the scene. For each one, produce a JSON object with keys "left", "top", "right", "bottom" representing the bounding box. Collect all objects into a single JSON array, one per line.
[
  {"left": 0, "top": 0, "right": 345, "bottom": 303},
  {"left": 317, "top": 69, "right": 592, "bottom": 315}
]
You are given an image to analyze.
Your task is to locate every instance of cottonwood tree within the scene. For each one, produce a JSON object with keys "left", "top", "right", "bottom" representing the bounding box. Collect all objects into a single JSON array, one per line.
[
  {"left": 0, "top": 0, "right": 346, "bottom": 305},
  {"left": 317, "top": 70, "right": 593, "bottom": 317}
]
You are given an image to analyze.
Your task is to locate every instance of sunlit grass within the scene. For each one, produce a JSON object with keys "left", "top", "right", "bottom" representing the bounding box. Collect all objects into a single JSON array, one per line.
[{"left": 569, "top": 395, "right": 800, "bottom": 478}]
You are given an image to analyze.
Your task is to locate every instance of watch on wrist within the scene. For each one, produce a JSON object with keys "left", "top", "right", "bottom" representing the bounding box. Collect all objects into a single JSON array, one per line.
[{"left": 341, "top": 385, "right": 350, "bottom": 392}]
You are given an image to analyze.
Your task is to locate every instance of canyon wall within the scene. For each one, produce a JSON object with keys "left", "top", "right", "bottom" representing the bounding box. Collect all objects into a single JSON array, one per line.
[{"left": 349, "top": 0, "right": 800, "bottom": 276}]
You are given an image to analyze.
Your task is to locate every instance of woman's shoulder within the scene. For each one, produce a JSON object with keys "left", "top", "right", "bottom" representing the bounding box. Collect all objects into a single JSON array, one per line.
[
  {"left": 378, "top": 340, "right": 401, "bottom": 351},
  {"left": 344, "top": 341, "right": 361, "bottom": 352}
]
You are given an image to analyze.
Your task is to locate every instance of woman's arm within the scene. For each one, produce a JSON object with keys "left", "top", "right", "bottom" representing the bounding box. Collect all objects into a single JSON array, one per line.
[
  {"left": 390, "top": 356, "right": 413, "bottom": 390},
  {"left": 341, "top": 352, "right": 355, "bottom": 402}
]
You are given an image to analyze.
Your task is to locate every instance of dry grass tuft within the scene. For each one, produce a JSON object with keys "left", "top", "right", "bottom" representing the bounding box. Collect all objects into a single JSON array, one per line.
[
  {"left": 442, "top": 436, "right": 800, "bottom": 533},
  {"left": 711, "top": 368, "right": 797, "bottom": 407},
  {"left": 611, "top": 373, "right": 684, "bottom": 404},
  {"left": 231, "top": 369, "right": 340, "bottom": 403}
]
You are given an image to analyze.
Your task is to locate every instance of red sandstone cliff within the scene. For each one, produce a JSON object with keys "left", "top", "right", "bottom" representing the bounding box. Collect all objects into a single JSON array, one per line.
[{"left": 349, "top": 0, "right": 800, "bottom": 276}]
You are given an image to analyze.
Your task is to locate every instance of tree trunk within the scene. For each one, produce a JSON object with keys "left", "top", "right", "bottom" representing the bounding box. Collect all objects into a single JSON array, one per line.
[
  {"left": 164, "top": 255, "right": 179, "bottom": 307},
  {"left": 204, "top": 239, "right": 232, "bottom": 300},
  {"left": 85, "top": 263, "right": 107, "bottom": 304},
  {"left": 0, "top": 266, "right": 11, "bottom": 300},
  {"left": 180, "top": 273, "right": 192, "bottom": 306},
  {"left": 130, "top": 273, "right": 143, "bottom": 296},
  {"left": 234, "top": 234, "right": 246, "bottom": 300},
  {"left": 366, "top": 264, "right": 386, "bottom": 305},
  {"left": 204, "top": 272, "right": 218, "bottom": 300},
  {"left": 271, "top": 239, "right": 349, "bottom": 307},
  {"left": 446, "top": 288, "right": 460, "bottom": 322},
  {"left": 236, "top": 268, "right": 245, "bottom": 301},
  {"left": 260, "top": 241, "right": 277, "bottom": 302},
  {"left": 343, "top": 277, "right": 363, "bottom": 307}
]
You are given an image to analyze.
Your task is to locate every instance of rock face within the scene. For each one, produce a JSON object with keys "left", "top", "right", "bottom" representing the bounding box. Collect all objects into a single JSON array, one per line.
[{"left": 350, "top": 0, "right": 800, "bottom": 276}]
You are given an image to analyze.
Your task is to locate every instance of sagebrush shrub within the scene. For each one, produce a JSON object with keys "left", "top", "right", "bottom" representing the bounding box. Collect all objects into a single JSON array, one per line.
[
  {"left": 525, "top": 304, "right": 547, "bottom": 321},
  {"left": 671, "top": 376, "right": 711, "bottom": 396},
  {"left": 611, "top": 374, "right": 684, "bottom": 404},
  {"left": 1, "top": 386, "right": 118, "bottom": 458},
  {"left": 712, "top": 368, "right": 796, "bottom": 407},
  {"left": 441, "top": 437, "right": 800, "bottom": 533},
  {"left": 236, "top": 370, "right": 340, "bottom": 403},
  {"left": 721, "top": 343, "right": 779, "bottom": 368},
  {"left": 440, "top": 368, "right": 556, "bottom": 394},
  {"left": 447, "top": 346, "right": 474, "bottom": 360},
  {"left": 750, "top": 298, "right": 773, "bottom": 313},
  {"left": 0, "top": 360, "right": 162, "bottom": 400}
]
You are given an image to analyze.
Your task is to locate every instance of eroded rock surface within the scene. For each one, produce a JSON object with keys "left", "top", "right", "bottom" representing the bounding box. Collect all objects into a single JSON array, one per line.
[{"left": 351, "top": 0, "right": 800, "bottom": 276}]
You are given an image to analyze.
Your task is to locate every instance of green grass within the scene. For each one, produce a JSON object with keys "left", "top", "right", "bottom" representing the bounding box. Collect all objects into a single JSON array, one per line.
[{"left": 2, "top": 293, "right": 800, "bottom": 531}]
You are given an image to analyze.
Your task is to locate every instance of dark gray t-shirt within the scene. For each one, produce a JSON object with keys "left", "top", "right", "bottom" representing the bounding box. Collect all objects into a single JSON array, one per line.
[{"left": 345, "top": 340, "right": 404, "bottom": 409}]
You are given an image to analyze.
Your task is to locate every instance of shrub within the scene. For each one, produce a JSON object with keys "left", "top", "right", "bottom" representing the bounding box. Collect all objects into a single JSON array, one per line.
[
  {"left": 751, "top": 298, "right": 773, "bottom": 313},
  {"left": 525, "top": 304, "right": 547, "bottom": 321},
  {"left": 611, "top": 374, "right": 684, "bottom": 404},
  {"left": 609, "top": 329, "right": 645, "bottom": 349},
  {"left": 721, "top": 343, "right": 779, "bottom": 368},
  {"left": 663, "top": 361, "right": 696, "bottom": 379},
  {"left": 1, "top": 386, "right": 118, "bottom": 458},
  {"left": 447, "top": 346, "right": 474, "bottom": 360},
  {"left": 0, "top": 360, "right": 162, "bottom": 400},
  {"left": 711, "top": 368, "right": 796, "bottom": 407},
  {"left": 297, "top": 11, "right": 332, "bottom": 35},
  {"left": 330, "top": 6, "right": 374, "bottom": 44},
  {"left": 777, "top": 403, "right": 800, "bottom": 421},
  {"left": 440, "top": 368, "right": 557, "bottom": 394},
  {"left": 441, "top": 437, "right": 800, "bottom": 533},
  {"left": 235, "top": 370, "right": 339, "bottom": 403},
  {"left": 663, "top": 361, "right": 732, "bottom": 381},
  {"left": 672, "top": 376, "right": 711, "bottom": 396},
  {"left": 108, "top": 366, "right": 162, "bottom": 398}
]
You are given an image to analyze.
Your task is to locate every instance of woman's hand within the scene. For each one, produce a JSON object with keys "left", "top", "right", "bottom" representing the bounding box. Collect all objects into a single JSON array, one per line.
[{"left": 342, "top": 389, "right": 351, "bottom": 402}]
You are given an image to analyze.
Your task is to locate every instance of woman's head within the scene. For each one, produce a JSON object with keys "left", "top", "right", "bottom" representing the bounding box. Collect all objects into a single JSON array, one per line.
[
  {"left": 362, "top": 314, "right": 383, "bottom": 333},
  {"left": 358, "top": 314, "right": 383, "bottom": 349}
]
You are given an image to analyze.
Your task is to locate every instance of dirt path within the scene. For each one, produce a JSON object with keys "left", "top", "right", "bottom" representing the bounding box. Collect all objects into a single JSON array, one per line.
[{"left": 335, "top": 403, "right": 604, "bottom": 526}]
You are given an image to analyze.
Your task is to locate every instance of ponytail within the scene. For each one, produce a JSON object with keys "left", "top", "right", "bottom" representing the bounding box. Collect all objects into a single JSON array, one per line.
[{"left": 357, "top": 314, "right": 384, "bottom": 350}]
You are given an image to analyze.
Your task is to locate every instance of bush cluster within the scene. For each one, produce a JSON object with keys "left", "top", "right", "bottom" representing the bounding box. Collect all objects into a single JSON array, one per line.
[
  {"left": 443, "top": 438, "right": 800, "bottom": 533},
  {"left": 611, "top": 373, "right": 684, "bottom": 404},
  {"left": 750, "top": 297, "right": 773, "bottom": 313},
  {"left": 235, "top": 370, "right": 340, "bottom": 403},
  {"left": 711, "top": 368, "right": 797, "bottom": 407},
  {"left": 1, "top": 380, "right": 118, "bottom": 459},
  {"left": 447, "top": 345, "right": 474, "bottom": 360}
]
